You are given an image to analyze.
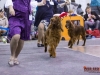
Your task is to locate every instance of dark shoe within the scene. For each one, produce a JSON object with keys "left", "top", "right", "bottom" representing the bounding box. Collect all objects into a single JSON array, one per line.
[
  {"left": 86, "top": 35, "right": 92, "bottom": 39},
  {"left": 37, "top": 43, "right": 44, "bottom": 47},
  {"left": 37, "top": 43, "right": 41, "bottom": 47},
  {"left": 41, "top": 44, "right": 44, "bottom": 47},
  {"left": 32, "top": 38, "right": 37, "bottom": 40}
]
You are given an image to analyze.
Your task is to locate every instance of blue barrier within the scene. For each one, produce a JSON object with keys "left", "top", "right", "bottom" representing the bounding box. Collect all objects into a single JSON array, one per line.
[
  {"left": 91, "top": 0, "right": 100, "bottom": 6},
  {"left": 0, "top": 26, "right": 9, "bottom": 36}
]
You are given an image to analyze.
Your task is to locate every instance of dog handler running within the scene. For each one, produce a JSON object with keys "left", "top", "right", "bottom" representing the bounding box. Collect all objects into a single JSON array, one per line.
[
  {"left": 34, "top": 0, "right": 67, "bottom": 47},
  {"left": 5, "top": 0, "right": 46, "bottom": 66}
]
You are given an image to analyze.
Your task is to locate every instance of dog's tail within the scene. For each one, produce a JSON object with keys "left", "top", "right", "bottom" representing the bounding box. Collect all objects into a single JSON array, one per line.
[{"left": 44, "top": 34, "right": 47, "bottom": 52}]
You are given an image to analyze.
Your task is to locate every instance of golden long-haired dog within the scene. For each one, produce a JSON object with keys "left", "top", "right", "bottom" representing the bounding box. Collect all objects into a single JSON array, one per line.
[
  {"left": 44, "top": 16, "right": 63, "bottom": 58},
  {"left": 65, "top": 20, "right": 86, "bottom": 48}
]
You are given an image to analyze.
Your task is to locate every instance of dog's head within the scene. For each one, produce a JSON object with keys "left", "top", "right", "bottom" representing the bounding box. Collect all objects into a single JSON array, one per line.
[
  {"left": 50, "top": 16, "right": 63, "bottom": 31},
  {"left": 65, "top": 20, "right": 74, "bottom": 29},
  {"left": 50, "top": 16, "right": 61, "bottom": 25}
]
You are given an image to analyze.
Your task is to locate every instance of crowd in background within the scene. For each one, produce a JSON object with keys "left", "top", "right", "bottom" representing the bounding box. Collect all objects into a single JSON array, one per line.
[{"left": 0, "top": 0, "right": 100, "bottom": 43}]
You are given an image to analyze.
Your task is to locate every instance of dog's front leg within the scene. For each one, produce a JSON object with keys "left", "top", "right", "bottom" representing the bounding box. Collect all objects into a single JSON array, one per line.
[
  {"left": 68, "top": 40, "right": 71, "bottom": 46},
  {"left": 69, "top": 39, "right": 73, "bottom": 48},
  {"left": 44, "top": 35, "right": 48, "bottom": 52},
  {"left": 51, "top": 45, "right": 56, "bottom": 58},
  {"left": 49, "top": 47, "right": 52, "bottom": 57},
  {"left": 77, "top": 36, "right": 80, "bottom": 45},
  {"left": 82, "top": 36, "right": 86, "bottom": 46},
  {"left": 77, "top": 39, "right": 79, "bottom": 45}
]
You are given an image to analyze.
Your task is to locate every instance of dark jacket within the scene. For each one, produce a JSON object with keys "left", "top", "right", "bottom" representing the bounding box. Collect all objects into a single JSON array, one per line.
[
  {"left": 57, "top": 1, "right": 68, "bottom": 14},
  {"left": 84, "top": 11, "right": 100, "bottom": 22},
  {"left": 34, "top": 0, "right": 58, "bottom": 27}
]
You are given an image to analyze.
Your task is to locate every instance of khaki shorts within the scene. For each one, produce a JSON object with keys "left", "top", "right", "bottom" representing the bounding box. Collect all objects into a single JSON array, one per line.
[{"left": 40, "top": 20, "right": 49, "bottom": 31}]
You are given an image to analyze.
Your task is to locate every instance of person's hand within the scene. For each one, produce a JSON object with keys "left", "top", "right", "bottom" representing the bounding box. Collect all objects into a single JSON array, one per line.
[
  {"left": 9, "top": 5, "right": 15, "bottom": 16},
  {"left": 41, "top": 0, "right": 46, "bottom": 5},
  {"left": 65, "top": 0, "right": 70, "bottom": 5},
  {"left": 37, "top": 0, "right": 46, "bottom": 6},
  {"left": 87, "top": 17, "right": 91, "bottom": 21},
  {"left": 91, "top": 15, "right": 96, "bottom": 19}
]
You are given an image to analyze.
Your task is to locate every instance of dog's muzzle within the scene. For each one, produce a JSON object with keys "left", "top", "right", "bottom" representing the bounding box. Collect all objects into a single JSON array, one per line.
[{"left": 65, "top": 25, "right": 69, "bottom": 29}]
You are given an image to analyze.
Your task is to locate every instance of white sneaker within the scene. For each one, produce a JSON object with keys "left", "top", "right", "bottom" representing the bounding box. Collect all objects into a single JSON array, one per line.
[{"left": 2, "top": 38, "right": 7, "bottom": 43}]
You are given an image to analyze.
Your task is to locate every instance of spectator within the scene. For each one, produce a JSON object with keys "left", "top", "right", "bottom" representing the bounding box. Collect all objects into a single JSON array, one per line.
[
  {"left": 87, "top": 3, "right": 90, "bottom": 7},
  {"left": 84, "top": 6, "right": 100, "bottom": 31},
  {"left": 0, "top": 8, "right": 8, "bottom": 36},
  {"left": 68, "top": 0, "right": 78, "bottom": 14},
  {"left": 4, "top": 4, "right": 9, "bottom": 19},
  {"left": 56, "top": 0, "right": 69, "bottom": 14},
  {"left": 77, "top": 4, "right": 83, "bottom": 16}
]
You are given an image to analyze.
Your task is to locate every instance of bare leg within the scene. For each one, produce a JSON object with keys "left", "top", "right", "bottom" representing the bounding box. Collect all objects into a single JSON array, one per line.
[
  {"left": 8, "top": 34, "right": 20, "bottom": 66},
  {"left": 14, "top": 39, "right": 24, "bottom": 65},
  {"left": 15, "top": 39, "right": 24, "bottom": 58},
  {"left": 37, "top": 23, "right": 44, "bottom": 46}
]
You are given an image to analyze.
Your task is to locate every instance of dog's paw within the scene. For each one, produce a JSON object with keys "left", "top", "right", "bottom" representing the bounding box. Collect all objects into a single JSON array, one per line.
[
  {"left": 69, "top": 46, "right": 72, "bottom": 48},
  {"left": 52, "top": 56, "right": 56, "bottom": 58},
  {"left": 50, "top": 54, "right": 52, "bottom": 57},
  {"left": 44, "top": 49, "right": 47, "bottom": 52},
  {"left": 52, "top": 54, "right": 56, "bottom": 58},
  {"left": 82, "top": 44, "right": 85, "bottom": 46},
  {"left": 50, "top": 54, "right": 56, "bottom": 58},
  {"left": 68, "top": 44, "right": 70, "bottom": 46}
]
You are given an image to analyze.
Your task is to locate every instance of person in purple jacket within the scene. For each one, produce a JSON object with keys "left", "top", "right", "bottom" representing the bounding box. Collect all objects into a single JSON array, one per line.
[
  {"left": 34, "top": 0, "right": 66, "bottom": 47},
  {"left": 5, "top": 0, "right": 46, "bottom": 66}
]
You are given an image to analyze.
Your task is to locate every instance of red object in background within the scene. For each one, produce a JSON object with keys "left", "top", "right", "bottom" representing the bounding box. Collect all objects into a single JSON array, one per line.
[
  {"left": 86, "top": 30, "right": 93, "bottom": 35},
  {"left": 86, "top": 29, "right": 100, "bottom": 38},
  {"left": 59, "top": 12, "right": 67, "bottom": 18},
  {"left": 92, "top": 29, "right": 100, "bottom": 38}
]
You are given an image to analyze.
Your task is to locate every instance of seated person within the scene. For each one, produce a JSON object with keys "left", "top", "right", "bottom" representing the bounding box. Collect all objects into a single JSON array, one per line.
[
  {"left": 68, "top": 0, "right": 79, "bottom": 14},
  {"left": 0, "top": 8, "right": 9, "bottom": 36},
  {"left": 84, "top": 6, "right": 100, "bottom": 31},
  {"left": 56, "top": 0, "right": 69, "bottom": 14},
  {"left": 77, "top": 4, "right": 84, "bottom": 16}
]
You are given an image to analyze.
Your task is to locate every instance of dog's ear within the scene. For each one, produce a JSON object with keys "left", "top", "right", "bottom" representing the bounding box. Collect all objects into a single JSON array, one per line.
[
  {"left": 50, "top": 17, "right": 54, "bottom": 25},
  {"left": 57, "top": 17, "right": 61, "bottom": 24},
  {"left": 54, "top": 16, "right": 61, "bottom": 23},
  {"left": 57, "top": 17, "right": 63, "bottom": 31},
  {"left": 58, "top": 21, "right": 63, "bottom": 31},
  {"left": 69, "top": 20, "right": 75, "bottom": 28},
  {"left": 50, "top": 18, "right": 53, "bottom": 22},
  {"left": 58, "top": 16, "right": 61, "bottom": 21}
]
